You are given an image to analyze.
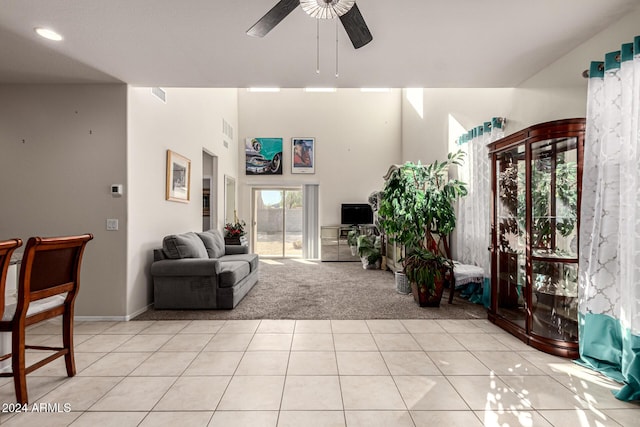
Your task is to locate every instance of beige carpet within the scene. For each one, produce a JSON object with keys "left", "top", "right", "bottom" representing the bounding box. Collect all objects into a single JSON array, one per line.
[{"left": 134, "top": 258, "right": 488, "bottom": 320}]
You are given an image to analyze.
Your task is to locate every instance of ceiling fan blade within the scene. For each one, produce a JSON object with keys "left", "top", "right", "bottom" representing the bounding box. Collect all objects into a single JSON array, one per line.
[
  {"left": 339, "top": 3, "right": 372, "bottom": 49},
  {"left": 246, "top": 0, "right": 300, "bottom": 38}
]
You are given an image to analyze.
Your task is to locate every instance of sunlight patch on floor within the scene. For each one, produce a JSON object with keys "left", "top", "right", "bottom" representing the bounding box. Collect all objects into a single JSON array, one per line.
[
  {"left": 260, "top": 259, "right": 284, "bottom": 265},
  {"left": 291, "top": 259, "right": 318, "bottom": 265}
]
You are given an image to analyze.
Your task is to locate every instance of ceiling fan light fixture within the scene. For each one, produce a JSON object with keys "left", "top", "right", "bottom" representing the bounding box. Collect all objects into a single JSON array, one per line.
[{"left": 300, "top": 0, "right": 355, "bottom": 19}]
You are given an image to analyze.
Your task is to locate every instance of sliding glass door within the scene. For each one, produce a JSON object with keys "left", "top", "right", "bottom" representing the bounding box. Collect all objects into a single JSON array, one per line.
[{"left": 252, "top": 188, "right": 303, "bottom": 258}]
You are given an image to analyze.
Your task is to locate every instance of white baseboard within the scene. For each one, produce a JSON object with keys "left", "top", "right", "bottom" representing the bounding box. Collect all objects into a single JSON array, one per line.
[
  {"left": 74, "top": 315, "right": 129, "bottom": 321},
  {"left": 125, "top": 304, "right": 153, "bottom": 321},
  {"left": 75, "top": 303, "right": 153, "bottom": 322}
]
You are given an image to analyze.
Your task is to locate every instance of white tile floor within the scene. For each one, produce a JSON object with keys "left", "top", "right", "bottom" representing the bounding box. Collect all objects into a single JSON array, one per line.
[{"left": 0, "top": 318, "right": 638, "bottom": 426}]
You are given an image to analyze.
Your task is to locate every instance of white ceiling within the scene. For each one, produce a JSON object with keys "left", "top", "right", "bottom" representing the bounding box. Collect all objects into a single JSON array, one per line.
[{"left": 0, "top": 0, "right": 638, "bottom": 88}]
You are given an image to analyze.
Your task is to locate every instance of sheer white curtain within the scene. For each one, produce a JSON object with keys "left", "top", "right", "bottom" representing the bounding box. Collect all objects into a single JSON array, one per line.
[
  {"left": 578, "top": 37, "right": 640, "bottom": 401},
  {"left": 455, "top": 118, "right": 504, "bottom": 305},
  {"left": 302, "top": 184, "right": 320, "bottom": 259},
  {"left": 456, "top": 118, "right": 504, "bottom": 277}
]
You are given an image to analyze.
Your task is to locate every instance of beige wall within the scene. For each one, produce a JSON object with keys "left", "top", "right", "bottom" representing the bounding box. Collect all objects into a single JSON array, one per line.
[
  {"left": 1, "top": 9, "right": 636, "bottom": 318},
  {"left": 507, "top": 6, "right": 640, "bottom": 133},
  {"left": 401, "top": 88, "right": 514, "bottom": 165},
  {"left": 237, "top": 89, "right": 402, "bottom": 228},
  {"left": 126, "top": 87, "right": 239, "bottom": 317},
  {"left": 0, "top": 84, "right": 128, "bottom": 317}
]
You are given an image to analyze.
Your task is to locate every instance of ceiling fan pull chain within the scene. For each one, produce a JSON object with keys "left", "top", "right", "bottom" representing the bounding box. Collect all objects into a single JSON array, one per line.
[
  {"left": 335, "top": 18, "right": 339, "bottom": 78},
  {"left": 316, "top": 19, "right": 321, "bottom": 74}
]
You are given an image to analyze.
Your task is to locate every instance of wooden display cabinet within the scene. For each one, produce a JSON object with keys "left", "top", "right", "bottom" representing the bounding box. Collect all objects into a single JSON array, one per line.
[{"left": 488, "top": 119, "right": 585, "bottom": 358}]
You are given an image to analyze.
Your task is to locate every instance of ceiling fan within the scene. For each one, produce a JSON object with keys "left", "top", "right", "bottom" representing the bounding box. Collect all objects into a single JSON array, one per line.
[{"left": 247, "top": 0, "right": 373, "bottom": 49}]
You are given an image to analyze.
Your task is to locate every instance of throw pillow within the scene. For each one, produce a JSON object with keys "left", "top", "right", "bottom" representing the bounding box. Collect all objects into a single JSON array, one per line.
[{"left": 163, "top": 232, "right": 208, "bottom": 259}]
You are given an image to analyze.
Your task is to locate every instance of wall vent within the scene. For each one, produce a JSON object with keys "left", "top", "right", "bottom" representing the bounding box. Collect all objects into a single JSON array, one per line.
[
  {"left": 222, "top": 119, "right": 234, "bottom": 139},
  {"left": 222, "top": 119, "right": 234, "bottom": 149},
  {"left": 151, "top": 87, "right": 166, "bottom": 103}
]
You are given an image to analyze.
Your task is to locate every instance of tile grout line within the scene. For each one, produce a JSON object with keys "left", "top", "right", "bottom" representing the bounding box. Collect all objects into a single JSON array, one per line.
[
  {"left": 210, "top": 320, "right": 258, "bottom": 416},
  {"left": 330, "top": 320, "right": 348, "bottom": 425},
  {"left": 275, "top": 319, "right": 296, "bottom": 425}
]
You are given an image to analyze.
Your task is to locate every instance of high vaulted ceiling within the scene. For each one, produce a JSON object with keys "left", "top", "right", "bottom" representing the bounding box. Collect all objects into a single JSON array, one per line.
[{"left": 0, "top": 0, "right": 637, "bottom": 87}]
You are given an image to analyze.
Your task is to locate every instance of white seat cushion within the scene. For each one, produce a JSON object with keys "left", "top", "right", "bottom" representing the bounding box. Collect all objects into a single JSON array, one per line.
[
  {"left": 453, "top": 262, "right": 485, "bottom": 287},
  {"left": 2, "top": 294, "right": 67, "bottom": 321}
]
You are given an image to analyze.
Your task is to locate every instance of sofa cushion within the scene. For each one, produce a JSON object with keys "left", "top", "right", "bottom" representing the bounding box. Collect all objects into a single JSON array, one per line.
[
  {"left": 163, "top": 232, "right": 208, "bottom": 259},
  {"left": 197, "top": 229, "right": 225, "bottom": 259},
  {"left": 218, "top": 261, "right": 250, "bottom": 288},
  {"left": 219, "top": 254, "right": 259, "bottom": 272}
]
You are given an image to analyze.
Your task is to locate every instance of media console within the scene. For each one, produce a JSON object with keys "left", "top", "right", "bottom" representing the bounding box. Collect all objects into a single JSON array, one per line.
[{"left": 320, "top": 225, "right": 376, "bottom": 262}]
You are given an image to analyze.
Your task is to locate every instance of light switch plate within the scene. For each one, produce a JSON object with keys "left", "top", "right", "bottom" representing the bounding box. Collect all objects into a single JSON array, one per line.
[{"left": 106, "top": 219, "right": 119, "bottom": 231}]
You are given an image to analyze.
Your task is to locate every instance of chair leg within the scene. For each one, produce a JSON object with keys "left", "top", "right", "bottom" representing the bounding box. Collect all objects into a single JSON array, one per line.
[
  {"left": 62, "top": 310, "right": 76, "bottom": 377},
  {"left": 11, "top": 325, "right": 28, "bottom": 404},
  {"left": 448, "top": 269, "right": 455, "bottom": 304}
]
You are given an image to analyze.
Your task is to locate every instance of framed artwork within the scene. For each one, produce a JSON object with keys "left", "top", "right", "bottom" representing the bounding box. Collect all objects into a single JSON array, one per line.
[
  {"left": 291, "top": 137, "right": 315, "bottom": 174},
  {"left": 166, "top": 149, "right": 191, "bottom": 202},
  {"left": 245, "top": 138, "right": 283, "bottom": 175}
]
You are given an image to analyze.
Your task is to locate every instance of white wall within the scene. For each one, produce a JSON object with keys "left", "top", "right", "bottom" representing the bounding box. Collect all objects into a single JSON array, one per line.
[
  {"left": 237, "top": 89, "right": 402, "bottom": 228},
  {"left": 0, "top": 84, "right": 128, "bottom": 317},
  {"left": 507, "top": 6, "right": 640, "bottom": 133},
  {"left": 127, "top": 87, "right": 238, "bottom": 317},
  {"left": 401, "top": 88, "right": 515, "bottom": 164},
  {"left": 399, "top": 7, "right": 640, "bottom": 160}
]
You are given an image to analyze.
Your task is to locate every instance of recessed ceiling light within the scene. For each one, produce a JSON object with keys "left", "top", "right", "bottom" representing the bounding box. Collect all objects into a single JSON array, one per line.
[
  {"left": 247, "top": 87, "right": 281, "bottom": 92},
  {"left": 35, "top": 27, "right": 63, "bottom": 41},
  {"left": 304, "top": 87, "right": 337, "bottom": 93}
]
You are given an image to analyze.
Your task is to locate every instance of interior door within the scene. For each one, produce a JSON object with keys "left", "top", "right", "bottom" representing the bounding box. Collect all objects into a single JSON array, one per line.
[{"left": 253, "top": 188, "right": 302, "bottom": 258}]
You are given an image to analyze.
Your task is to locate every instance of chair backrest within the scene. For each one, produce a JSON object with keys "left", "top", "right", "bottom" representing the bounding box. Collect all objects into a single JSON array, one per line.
[
  {"left": 16, "top": 234, "right": 93, "bottom": 318},
  {"left": 0, "top": 238, "right": 23, "bottom": 319}
]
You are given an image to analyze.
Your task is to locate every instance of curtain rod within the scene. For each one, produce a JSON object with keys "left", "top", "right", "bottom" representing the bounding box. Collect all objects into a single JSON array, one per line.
[{"left": 582, "top": 54, "right": 619, "bottom": 78}]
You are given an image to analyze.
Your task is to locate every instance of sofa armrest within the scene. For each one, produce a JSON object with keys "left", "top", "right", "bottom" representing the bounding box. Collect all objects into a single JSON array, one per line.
[
  {"left": 151, "top": 258, "right": 220, "bottom": 277},
  {"left": 225, "top": 245, "right": 249, "bottom": 255},
  {"left": 153, "top": 249, "right": 167, "bottom": 262}
]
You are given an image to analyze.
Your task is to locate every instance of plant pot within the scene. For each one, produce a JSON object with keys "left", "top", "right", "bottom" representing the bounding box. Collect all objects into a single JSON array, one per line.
[
  {"left": 395, "top": 271, "right": 411, "bottom": 294},
  {"left": 350, "top": 246, "right": 357, "bottom": 256},
  {"left": 224, "top": 236, "right": 247, "bottom": 246},
  {"left": 361, "top": 257, "right": 381, "bottom": 270},
  {"left": 410, "top": 268, "right": 448, "bottom": 307}
]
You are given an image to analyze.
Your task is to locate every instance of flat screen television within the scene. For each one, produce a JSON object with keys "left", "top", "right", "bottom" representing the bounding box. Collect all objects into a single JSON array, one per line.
[{"left": 341, "top": 203, "right": 373, "bottom": 225}]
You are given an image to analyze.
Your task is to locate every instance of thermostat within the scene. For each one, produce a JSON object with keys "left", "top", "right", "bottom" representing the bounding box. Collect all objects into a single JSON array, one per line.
[{"left": 110, "top": 184, "right": 123, "bottom": 197}]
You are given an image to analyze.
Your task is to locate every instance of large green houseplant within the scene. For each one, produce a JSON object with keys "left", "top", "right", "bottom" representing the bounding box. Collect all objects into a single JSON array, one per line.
[
  {"left": 356, "top": 234, "right": 382, "bottom": 269},
  {"left": 378, "top": 150, "right": 467, "bottom": 306}
]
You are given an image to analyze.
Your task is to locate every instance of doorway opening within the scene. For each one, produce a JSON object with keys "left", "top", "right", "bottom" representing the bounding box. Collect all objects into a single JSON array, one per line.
[
  {"left": 252, "top": 187, "right": 303, "bottom": 258},
  {"left": 202, "top": 150, "right": 218, "bottom": 231}
]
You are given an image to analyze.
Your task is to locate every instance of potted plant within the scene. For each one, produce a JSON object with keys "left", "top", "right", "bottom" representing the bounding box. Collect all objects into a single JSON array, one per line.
[
  {"left": 378, "top": 150, "right": 467, "bottom": 306},
  {"left": 356, "top": 234, "right": 381, "bottom": 270},
  {"left": 224, "top": 219, "right": 247, "bottom": 245},
  {"left": 347, "top": 226, "right": 360, "bottom": 256}
]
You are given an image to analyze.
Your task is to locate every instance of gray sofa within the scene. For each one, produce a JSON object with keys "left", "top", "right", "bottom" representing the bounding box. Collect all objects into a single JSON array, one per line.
[{"left": 150, "top": 229, "right": 259, "bottom": 309}]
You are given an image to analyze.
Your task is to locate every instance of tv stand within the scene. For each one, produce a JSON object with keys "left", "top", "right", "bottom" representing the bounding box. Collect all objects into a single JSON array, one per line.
[{"left": 320, "top": 225, "right": 376, "bottom": 262}]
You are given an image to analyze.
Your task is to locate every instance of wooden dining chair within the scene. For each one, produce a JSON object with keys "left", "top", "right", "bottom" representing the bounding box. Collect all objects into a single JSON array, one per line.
[
  {"left": 0, "top": 238, "right": 23, "bottom": 310},
  {"left": 0, "top": 234, "right": 93, "bottom": 404}
]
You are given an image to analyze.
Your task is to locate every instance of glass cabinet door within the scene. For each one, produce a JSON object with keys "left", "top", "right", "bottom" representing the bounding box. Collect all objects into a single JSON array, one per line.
[
  {"left": 495, "top": 144, "right": 527, "bottom": 328},
  {"left": 489, "top": 119, "right": 584, "bottom": 358},
  {"left": 530, "top": 137, "right": 579, "bottom": 342}
]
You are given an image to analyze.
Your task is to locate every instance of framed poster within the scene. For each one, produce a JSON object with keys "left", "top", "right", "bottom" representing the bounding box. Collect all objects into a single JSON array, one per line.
[
  {"left": 245, "top": 138, "right": 283, "bottom": 175},
  {"left": 166, "top": 149, "right": 191, "bottom": 202},
  {"left": 291, "top": 137, "right": 315, "bottom": 174}
]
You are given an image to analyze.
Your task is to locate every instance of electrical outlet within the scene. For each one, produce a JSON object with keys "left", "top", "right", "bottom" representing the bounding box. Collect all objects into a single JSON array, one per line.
[{"left": 106, "top": 219, "right": 119, "bottom": 231}]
